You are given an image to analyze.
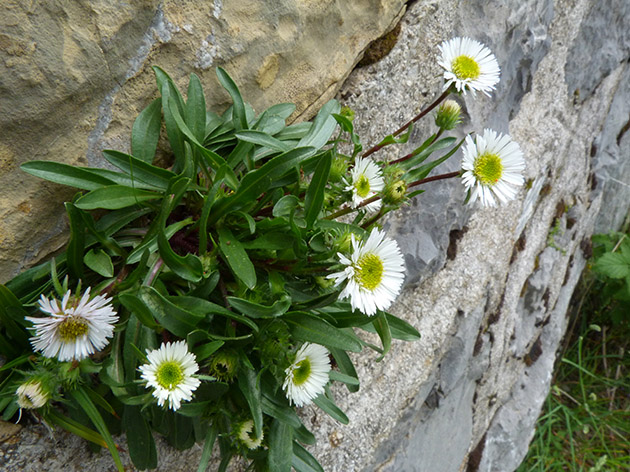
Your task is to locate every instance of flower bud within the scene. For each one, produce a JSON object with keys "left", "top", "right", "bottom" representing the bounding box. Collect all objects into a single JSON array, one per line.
[
  {"left": 435, "top": 99, "right": 462, "bottom": 130},
  {"left": 208, "top": 350, "right": 239, "bottom": 383},
  {"left": 383, "top": 179, "right": 408, "bottom": 205},
  {"left": 329, "top": 156, "right": 348, "bottom": 183},
  {"left": 340, "top": 106, "right": 355, "bottom": 121},
  {"left": 16, "top": 378, "right": 50, "bottom": 409},
  {"left": 235, "top": 419, "right": 264, "bottom": 450}
]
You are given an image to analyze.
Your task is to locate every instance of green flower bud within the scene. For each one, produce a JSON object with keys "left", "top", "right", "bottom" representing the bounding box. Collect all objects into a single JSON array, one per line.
[
  {"left": 329, "top": 156, "right": 348, "bottom": 183},
  {"left": 435, "top": 99, "right": 462, "bottom": 130},
  {"left": 334, "top": 231, "right": 354, "bottom": 254},
  {"left": 340, "top": 106, "right": 355, "bottom": 121},
  {"left": 383, "top": 179, "right": 408, "bottom": 205},
  {"left": 208, "top": 350, "right": 239, "bottom": 383}
]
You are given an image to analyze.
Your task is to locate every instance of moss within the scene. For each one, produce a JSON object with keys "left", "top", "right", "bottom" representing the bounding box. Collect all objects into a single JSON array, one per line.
[{"left": 357, "top": 21, "right": 402, "bottom": 67}]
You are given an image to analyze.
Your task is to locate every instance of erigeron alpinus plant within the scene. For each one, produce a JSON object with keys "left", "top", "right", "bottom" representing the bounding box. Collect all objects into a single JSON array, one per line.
[{"left": 0, "top": 37, "right": 524, "bottom": 471}]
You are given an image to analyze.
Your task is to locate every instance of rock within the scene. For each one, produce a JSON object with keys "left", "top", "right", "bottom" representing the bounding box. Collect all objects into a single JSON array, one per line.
[
  {"left": 2, "top": 0, "right": 630, "bottom": 471},
  {"left": 0, "top": 0, "right": 406, "bottom": 281}
]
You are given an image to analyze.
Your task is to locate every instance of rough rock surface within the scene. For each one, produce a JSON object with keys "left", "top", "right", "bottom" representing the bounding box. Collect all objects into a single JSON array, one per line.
[
  {"left": 2, "top": 0, "right": 630, "bottom": 471},
  {"left": 0, "top": 0, "right": 405, "bottom": 281}
]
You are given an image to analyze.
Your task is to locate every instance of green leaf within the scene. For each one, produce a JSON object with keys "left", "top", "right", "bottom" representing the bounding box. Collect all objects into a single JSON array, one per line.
[
  {"left": 216, "top": 67, "right": 248, "bottom": 130},
  {"left": 594, "top": 252, "right": 630, "bottom": 279},
  {"left": 405, "top": 137, "right": 465, "bottom": 182},
  {"left": 217, "top": 226, "right": 257, "bottom": 289},
  {"left": 292, "top": 442, "right": 325, "bottom": 472},
  {"left": 70, "top": 387, "right": 124, "bottom": 472},
  {"left": 153, "top": 66, "right": 187, "bottom": 171},
  {"left": 196, "top": 424, "right": 218, "bottom": 472},
  {"left": 312, "top": 394, "right": 348, "bottom": 424},
  {"left": 373, "top": 312, "right": 391, "bottom": 362},
  {"left": 227, "top": 295, "right": 291, "bottom": 318},
  {"left": 210, "top": 147, "right": 316, "bottom": 222},
  {"left": 185, "top": 73, "right": 207, "bottom": 143},
  {"left": 273, "top": 195, "right": 300, "bottom": 217},
  {"left": 238, "top": 368, "right": 263, "bottom": 439},
  {"left": 376, "top": 122, "right": 414, "bottom": 148},
  {"left": 329, "top": 348, "right": 359, "bottom": 393},
  {"left": 268, "top": 419, "right": 293, "bottom": 472},
  {"left": 136, "top": 286, "right": 204, "bottom": 338},
  {"left": 75, "top": 185, "right": 160, "bottom": 210},
  {"left": 45, "top": 408, "right": 108, "bottom": 448},
  {"left": 235, "top": 130, "right": 291, "bottom": 153},
  {"left": 383, "top": 313, "right": 421, "bottom": 341},
  {"left": 169, "top": 296, "right": 259, "bottom": 332},
  {"left": 103, "top": 150, "right": 176, "bottom": 190},
  {"left": 132, "top": 99, "right": 162, "bottom": 164},
  {"left": 0, "top": 285, "right": 30, "bottom": 351},
  {"left": 241, "top": 231, "right": 294, "bottom": 250},
  {"left": 261, "top": 396, "right": 302, "bottom": 430},
  {"left": 118, "top": 293, "right": 158, "bottom": 330},
  {"left": 84, "top": 249, "right": 114, "bottom": 278},
  {"left": 297, "top": 99, "right": 341, "bottom": 149},
  {"left": 329, "top": 370, "right": 360, "bottom": 386},
  {"left": 284, "top": 312, "right": 362, "bottom": 352},
  {"left": 305, "top": 151, "right": 332, "bottom": 228},
  {"left": 20, "top": 161, "right": 117, "bottom": 190},
  {"left": 64, "top": 202, "right": 85, "bottom": 278},
  {"left": 123, "top": 405, "right": 158, "bottom": 470},
  {"left": 192, "top": 340, "right": 224, "bottom": 362},
  {"left": 399, "top": 135, "right": 455, "bottom": 170},
  {"left": 158, "top": 228, "right": 204, "bottom": 282}
]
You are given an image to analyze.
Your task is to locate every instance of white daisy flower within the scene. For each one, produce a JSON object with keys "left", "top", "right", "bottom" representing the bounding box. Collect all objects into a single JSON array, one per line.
[
  {"left": 26, "top": 288, "right": 118, "bottom": 362},
  {"left": 282, "top": 343, "right": 331, "bottom": 407},
  {"left": 236, "top": 419, "right": 264, "bottom": 449},
  {"left": 345, "top": 157, "right": 385, "bottom": 213},
  {"left": 328, "top": 228, "right": 405, "bottom": 316},
  {"left": 461, "top": 128, "right": 525, "bottom": 207},
  {"left": 438, "top": 37, "right": 500, "bottom": 96},
  {"left": 16, "top": 379, "right": 50, "bottom": 409},
  {"left": 139, "top": 340, "right": 201, "bottom": 411}
]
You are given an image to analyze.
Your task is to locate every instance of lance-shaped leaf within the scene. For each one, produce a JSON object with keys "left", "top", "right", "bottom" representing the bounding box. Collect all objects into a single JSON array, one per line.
[
  {"left": 84, "top": 249, "right": 114, "bottom": 278},
  {"left": 132, "top": 98, "right": 162, "bottom": 164},
  {"left": 103, "top": 150, "right": 176, "bottom": 190},
  {"left": 312, "top": 394, "right": 349, "bottom": 424},
  {"left": 227, "top": 294, "right": 291, "bottom": 318},
  {"left": 400, "top": 136, "right": 457, "bottom": 171},
  {"left": 185, "top": 73, "right": 207, "bottom": 143},
  {"left": 238, "top": 368, "right": 263, "bottom": 438},
  {"left": 136, "top": 286, "right": 204, "bottom": 338},
  {"left": 405, "top": 137, "right": 465, "bottom": 183},
  {"left": 65, "top": 202, "right": 85, "bottom": 278},
  {"left": 75, "top": 186, "right": 161, "bottom": 210},
  {"left": 235, "top": 130, "right": 291, "bottom": 153},
  {"left": 217, "top": 226, "right": 256, "bottom": 289},
  {"left": 292, "top": 442, "right": 325, "bottom": 472},
  {"left": 304, "top": 151, "right": 332, "bottom": 228},
  {"left": 297, "top": 99, "right": 341, "bottom": 149},
  {"left": 123, "top": 405, "right": 158, "bottom": 470},
  {"left": 284, "top": 312, "right": 362, "bottom": 352},
  {"left": 216, "top": 67, "right": 248, "bottom": 130},
  {"left": 20, "top": 161, "right": 117, "bottom": 190},
  {"left": 268, "top": 419, "right": 293, "bottom": 472}
]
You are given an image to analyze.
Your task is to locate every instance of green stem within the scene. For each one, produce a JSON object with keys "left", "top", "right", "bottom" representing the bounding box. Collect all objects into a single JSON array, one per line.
[
  {"left": 407, "top": 170, "right": 460, "bottom": 189},
  {"left": 325, "top": 170, "right": 460, "bottom": 221},
  {"left": 388, "top": 129, "right": 444, "bottom": 166},
  {"left": 362, "top": 89, "right": 450, "bottom": 159}
]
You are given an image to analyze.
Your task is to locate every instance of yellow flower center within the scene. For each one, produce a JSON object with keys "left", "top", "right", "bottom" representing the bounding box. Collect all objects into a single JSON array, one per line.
[
  {"left": 354, "top": 175, "right": 371, "bottom": 198},
  {"left": 156, "top": 361, "right": 184, "bottom": 390},
  {"left": 452, "top": 55, "right": 481, "bottom": 80},
  {"left": 356, "top": 253, "right": 384, "bottom": 291},
  {"left": 473, "top": 152, "right": 503, "bottom": 185},
  {"left": 292, "top": 358, "right": 311, "bottom": 386},
  {"left": 58, "top": 317, "right": 89, "bottom": 342}
]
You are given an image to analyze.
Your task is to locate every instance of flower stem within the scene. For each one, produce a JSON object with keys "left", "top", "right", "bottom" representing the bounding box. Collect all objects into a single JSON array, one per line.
[
  {"left": 407, "top": 170, "right": 460, "bottom": 189},
  {"left": 325, "top": 170, "right": 460, "bottom": 221},
  {"left": 362, "top": 89, "right": 450, "bottom": 159}
]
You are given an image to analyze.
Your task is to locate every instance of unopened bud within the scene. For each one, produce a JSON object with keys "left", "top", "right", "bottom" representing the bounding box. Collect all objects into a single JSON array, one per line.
[
  {"left": 16, "top": 379, "right": 50, "bottom": 409},
  {"left": 330, "top": 156, "right": 348, "bottom": 183},
  {"left": 383, "top": 179, "right": 408, "bottom": 205},
  {"left": 435, "top": 99, "right": 462, "bottom": 130}
]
